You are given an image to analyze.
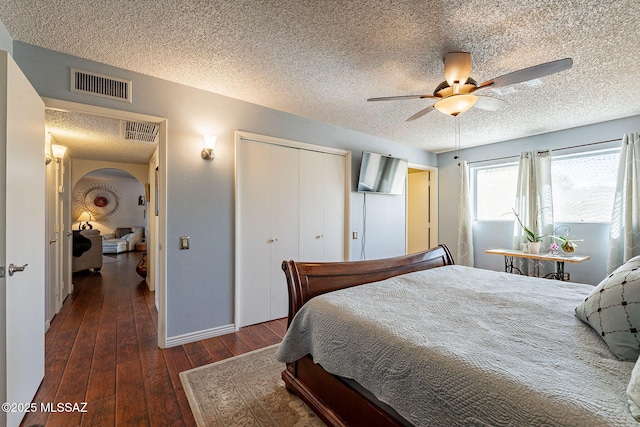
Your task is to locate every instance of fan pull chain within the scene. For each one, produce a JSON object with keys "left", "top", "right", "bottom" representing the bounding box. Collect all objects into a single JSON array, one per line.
[{"left": 453, "top": 116, "right": 461, "bottom": 160}]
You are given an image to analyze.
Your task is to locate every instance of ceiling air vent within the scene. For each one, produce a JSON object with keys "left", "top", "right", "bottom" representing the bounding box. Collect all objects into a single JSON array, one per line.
[
  {"left": 71, "top": 68, "right": 132, "bottom": 103},
  {"left": 124, "top": 121, "right": 159, "bottom": 142}
]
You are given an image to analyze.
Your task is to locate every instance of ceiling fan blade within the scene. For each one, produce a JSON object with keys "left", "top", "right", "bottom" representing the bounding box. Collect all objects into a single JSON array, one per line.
[
  {"left": 368, "top": 94, "right": 439, "bottom": 102},
  {"left": 406, "top": 105, "right": 436, "bottom": 121},
  {"left": 478, "top": 57, "right": 573, "bottom": 89},
  {"left": 444, "top": 52, "right": 472, "bottom": 92},
  {"left": 474, "top": 96, "right": 507, "bottom": 111}
]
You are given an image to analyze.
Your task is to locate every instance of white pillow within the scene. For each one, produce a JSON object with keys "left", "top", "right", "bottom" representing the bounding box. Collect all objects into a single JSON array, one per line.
[{"left": 575, "top": 255, "right": 640, "bottom": 361}]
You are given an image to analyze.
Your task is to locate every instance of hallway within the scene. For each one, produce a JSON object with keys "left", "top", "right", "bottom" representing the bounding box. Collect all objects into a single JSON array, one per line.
[{"left": 21, "top": 252, "right": 286, "bottom": 426}]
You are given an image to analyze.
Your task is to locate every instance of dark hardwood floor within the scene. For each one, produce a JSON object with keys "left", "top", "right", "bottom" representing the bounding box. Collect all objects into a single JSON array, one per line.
[{"left": 21, "top": 252, "right": 286, "bottom": 427}]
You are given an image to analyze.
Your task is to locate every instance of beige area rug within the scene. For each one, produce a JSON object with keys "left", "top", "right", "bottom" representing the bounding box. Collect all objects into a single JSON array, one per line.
[{"left": 180, "top": 344, "right": 325, "bottom": 427}]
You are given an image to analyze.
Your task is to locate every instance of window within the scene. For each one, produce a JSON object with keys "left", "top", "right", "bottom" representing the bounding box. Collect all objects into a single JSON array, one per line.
[
  {"left": 551, "top": 149, "right": 619, "bottom": 222},
  {"left": 474, "top": 163, "right": 518, "bottom": 220},
  {"left": 473, "top": 148, "right": 620, "bottom": 223}
]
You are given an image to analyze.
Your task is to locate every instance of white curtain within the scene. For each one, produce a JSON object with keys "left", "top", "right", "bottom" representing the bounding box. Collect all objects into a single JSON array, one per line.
[
  {"left": 607, "top": 133, "right": 640, "bottom": 273},
  {"left": 457, "top": 161, "right": 474, "bottom": 266},
  {"left": 512, "top": 150, "right": 554, "bottom": 251}
]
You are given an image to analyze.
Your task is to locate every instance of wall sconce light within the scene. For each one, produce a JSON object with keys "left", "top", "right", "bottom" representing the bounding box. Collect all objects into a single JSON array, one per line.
[
  {"left": 201, "top": 135, "right": 217, "bottom": 160},
  {"left": 46, "top": 144, "right": 67, "bottom": 165},
  {"left": 51, "top": 144, "right": 68, "bottom": 159}
]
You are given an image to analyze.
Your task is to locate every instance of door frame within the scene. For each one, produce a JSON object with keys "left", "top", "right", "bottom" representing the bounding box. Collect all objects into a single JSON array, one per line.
[
  {"left": 234, "top": 130, "right": 352, "bottom": 330},
  {"left": 42, "top": 97, "right": 169, "bottom": 348},
  {"left": 406, "top": 163, "right": 438, "bottom": 252},
  {"left": 45, "top": 132, "right": 61, "bottom": 327},
  {"left": 45, "top": 131, "right": 72, "bottom": 324}
]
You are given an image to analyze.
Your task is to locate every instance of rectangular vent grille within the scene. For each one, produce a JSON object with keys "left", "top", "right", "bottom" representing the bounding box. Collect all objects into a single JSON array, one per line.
[
  {"left": 71, "top": 68, "right": 132, "bottom": 103},
  {"left": 125, "top": 121, "right": 159, "bottom": 142}
]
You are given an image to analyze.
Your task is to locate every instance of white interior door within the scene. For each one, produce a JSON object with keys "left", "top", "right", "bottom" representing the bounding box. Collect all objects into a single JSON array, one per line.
[
  {"left": 238, "top": 141, "right": 272, "bottom": 327},
  {"left": 269, "top": 145, "right": 299, "bottom": 319},
  {"left": 236, "top": 133, "right": 350, "bottom": 328},
  {"left": 1, "top": 52, "right": 45, "bottom": 427},
  {"left": 322, "top": 153, "right": 346, "bottom": 262},
  {"left": 299, "top": 150, "right": 324, "bottom": 261},
  {"left": 299, "top": 150, "right": 346, "bottom": 262}
]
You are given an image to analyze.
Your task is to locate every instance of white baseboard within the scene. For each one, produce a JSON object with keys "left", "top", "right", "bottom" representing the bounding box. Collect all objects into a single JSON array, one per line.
[{"left": 165, "top": 323, "right": 236, "bottom": 348}]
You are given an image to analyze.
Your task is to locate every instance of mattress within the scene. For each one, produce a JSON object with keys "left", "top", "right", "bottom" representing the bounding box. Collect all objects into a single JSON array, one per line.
[{"left": 276, "top": 265, "right": 638, "bottom": 426}]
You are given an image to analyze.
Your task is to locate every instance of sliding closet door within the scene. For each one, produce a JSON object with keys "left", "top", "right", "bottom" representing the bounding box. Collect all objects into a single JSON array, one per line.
[
  {"left": 237, "top": 133, "right": 349, "bottom": 328},
  {"left": 269, "top": 145, "right": 299, "bottom": 320},
  {"left": 299, "top": 150, "right": 345, "bottom": 262},
  {"left": 322, "top": 152, "right": 346, "bottom": 261},
  {"left": 299, "top": 150, "right": 324, "bottom": 261},
  {"left": 238, "top": 141, "right": 272, "bottom": 327},
  {"left": 238, "top": 141, "right": 299, "bottom": 327}
]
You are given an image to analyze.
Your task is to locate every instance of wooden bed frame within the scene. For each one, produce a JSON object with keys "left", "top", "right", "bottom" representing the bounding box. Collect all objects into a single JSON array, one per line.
[{"left": 280, "top": 245, "right": 455, "bottom": 427}]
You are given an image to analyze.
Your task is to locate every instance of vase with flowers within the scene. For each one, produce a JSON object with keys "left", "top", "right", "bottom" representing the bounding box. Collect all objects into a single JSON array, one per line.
[
  {"left": 551, "top": 225, "right": 583, "bottom": 255},
  {"left": 512, "top": 208, "right": 544, "bottom": 254}
]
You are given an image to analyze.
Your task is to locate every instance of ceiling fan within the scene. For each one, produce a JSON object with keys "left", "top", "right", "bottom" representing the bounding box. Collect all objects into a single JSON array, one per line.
[{"left": 368, "top": 52, "right": 573, "bottom": 121}]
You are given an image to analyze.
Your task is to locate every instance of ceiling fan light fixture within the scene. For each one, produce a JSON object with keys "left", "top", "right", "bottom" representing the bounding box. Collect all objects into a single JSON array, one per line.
[
  {"left": 368, "top": 53, "right": 572, "bottom": 122},
  {"left": 434, "top": 95, "right": 478, "bottom": 116},
  {"left": 444, "top": 52, "right": 472, "bottom": 89}
]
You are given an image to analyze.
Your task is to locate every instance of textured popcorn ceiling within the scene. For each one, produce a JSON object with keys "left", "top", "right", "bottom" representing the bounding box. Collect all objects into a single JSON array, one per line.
[
  {"left": 4, "top": 0, "right": 640, "bottom": 157},
  {"left": 46, "top": 110, "right": 157, "bottom": 164}
]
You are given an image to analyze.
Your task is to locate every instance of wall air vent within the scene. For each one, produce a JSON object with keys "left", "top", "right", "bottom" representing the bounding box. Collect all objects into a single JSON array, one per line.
[
  {"left": 124, "top": 121, "right": 159, "bottom": 142},
  {"left": 71, "top": 68, "right": 132, "bottom": 103}
]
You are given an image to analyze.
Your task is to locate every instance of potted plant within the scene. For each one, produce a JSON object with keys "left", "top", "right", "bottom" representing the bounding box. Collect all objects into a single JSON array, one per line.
[
  {"left": 512, "top": 208, "right": 544, "bottom": 254},
  {"left": 551, "top": 225, "right": 583, "bottom": 255}
]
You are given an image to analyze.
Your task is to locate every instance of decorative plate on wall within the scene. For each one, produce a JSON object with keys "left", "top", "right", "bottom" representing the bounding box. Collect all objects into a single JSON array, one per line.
[{"left": 74, "top": 183, "right": 122, "bottom": 220}]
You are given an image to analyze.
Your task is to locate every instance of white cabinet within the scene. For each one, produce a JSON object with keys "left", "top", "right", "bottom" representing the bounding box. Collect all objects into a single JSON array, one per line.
[{"left": 237, "top": 137, "right": 348, "bottom": 328}]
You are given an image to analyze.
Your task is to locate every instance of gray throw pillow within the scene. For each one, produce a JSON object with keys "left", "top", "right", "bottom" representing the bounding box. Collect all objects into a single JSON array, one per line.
[{"left": 575, "top": 255, "right": 640, "bottom": 361}]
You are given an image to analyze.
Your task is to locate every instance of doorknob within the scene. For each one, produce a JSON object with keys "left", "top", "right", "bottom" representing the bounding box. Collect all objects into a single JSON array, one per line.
[
  {"left": 8, "top": 263, "right": 28, "bottom": 276},
  {"left": 49, "top": 239, "right": 57, "bottom": 244}
]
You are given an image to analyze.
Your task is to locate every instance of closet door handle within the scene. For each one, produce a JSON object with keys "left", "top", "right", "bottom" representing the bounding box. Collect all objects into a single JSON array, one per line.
[
  {"left": 316, "top": 234, "right": 323, "bottom": 239},
  {"left": 268, "top": 238, "right": 278, "bottom": 243}
]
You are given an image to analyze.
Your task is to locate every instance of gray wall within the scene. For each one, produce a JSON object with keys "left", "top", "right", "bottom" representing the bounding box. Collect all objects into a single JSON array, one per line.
[
  {"left": 0, "top": 21, "right": 11, "bottom": 54},
  {"left": 11, "top": 41, "right": 436, "bottom": 339},
  {"left": 437, "top": 115, "right": 640, "bottom": 285}
]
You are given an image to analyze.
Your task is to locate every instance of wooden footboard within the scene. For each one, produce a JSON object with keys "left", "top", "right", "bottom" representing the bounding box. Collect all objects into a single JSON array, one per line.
[{"left": 280, "top": 245, "right": 455, "bottom": 426}]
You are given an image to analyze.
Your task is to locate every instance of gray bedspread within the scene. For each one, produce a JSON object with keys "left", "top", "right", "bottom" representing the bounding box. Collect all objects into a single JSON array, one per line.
[{"left": 275, "top": 265, "right": 638, "bottom": 426}]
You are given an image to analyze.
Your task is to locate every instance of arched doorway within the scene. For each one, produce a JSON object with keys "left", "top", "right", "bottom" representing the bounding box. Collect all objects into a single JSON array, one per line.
[{"left": 72, "top": 168, "right": 147, "bottom": 239}]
